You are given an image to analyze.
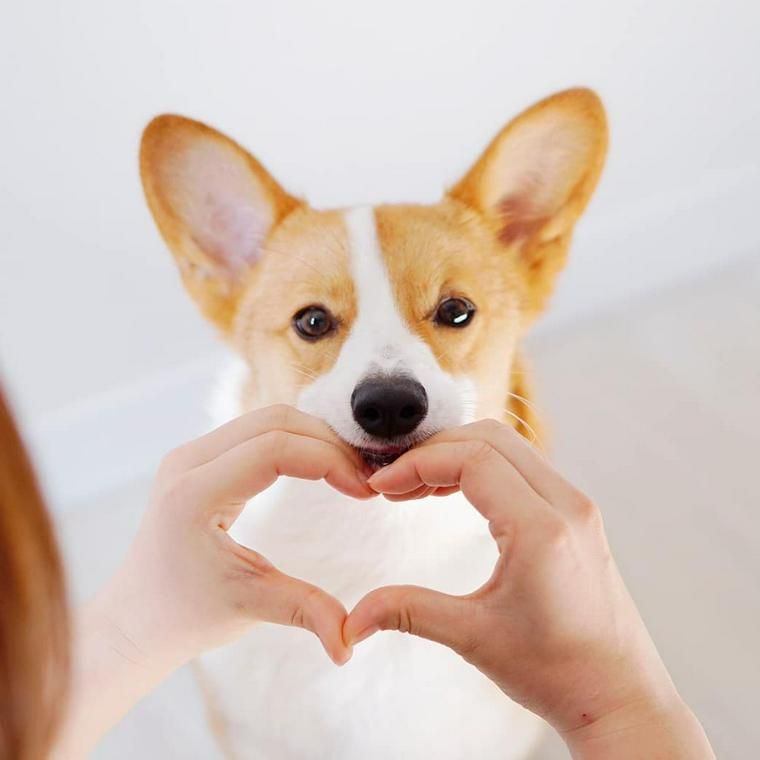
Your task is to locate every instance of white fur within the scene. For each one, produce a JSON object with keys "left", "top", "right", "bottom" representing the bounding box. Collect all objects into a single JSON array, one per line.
[{"left": 197, "top": 206, "right": 543, "bottom": 759}]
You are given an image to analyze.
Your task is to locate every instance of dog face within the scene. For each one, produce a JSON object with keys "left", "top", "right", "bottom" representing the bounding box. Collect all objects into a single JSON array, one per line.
[{"left": 140, "top": 89, "right": 607, "bottom": 465}]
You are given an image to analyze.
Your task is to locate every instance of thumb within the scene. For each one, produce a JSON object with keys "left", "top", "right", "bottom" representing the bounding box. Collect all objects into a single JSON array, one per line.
[
  {"left": 265, "top": 571, "right": 353, "bottom": 667},
  {"left": 344, "top": 585, "right": 474, "bottom": 654}
]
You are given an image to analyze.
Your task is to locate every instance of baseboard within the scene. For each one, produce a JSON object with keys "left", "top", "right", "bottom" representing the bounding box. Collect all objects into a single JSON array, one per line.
[{"left": 32, "top": 164, "right": 759, "bottom": 514}]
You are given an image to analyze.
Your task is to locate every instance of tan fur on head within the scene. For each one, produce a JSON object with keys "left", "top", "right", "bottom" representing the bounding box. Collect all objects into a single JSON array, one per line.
[{"left": 139, "top": 89, "right": 607, "bottom": 439}]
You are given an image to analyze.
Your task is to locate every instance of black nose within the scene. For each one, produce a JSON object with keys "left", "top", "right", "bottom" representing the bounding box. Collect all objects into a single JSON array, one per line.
[{"left": 351, "top": 377, "right": 428, "bottom": 438}]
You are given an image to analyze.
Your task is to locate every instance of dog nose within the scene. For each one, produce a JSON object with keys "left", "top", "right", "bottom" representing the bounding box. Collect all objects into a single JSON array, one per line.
[{"left": 351, "top": 377, "right": 428, "bottom": 438}]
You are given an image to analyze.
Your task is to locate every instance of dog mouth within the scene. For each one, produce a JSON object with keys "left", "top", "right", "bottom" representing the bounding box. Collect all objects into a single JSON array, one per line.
[
  {"left": 356, "top": 430, "right": 438, "bottom": 472},
  {"left": 358, "top": 445, "right": 410, "bottom": 472}
]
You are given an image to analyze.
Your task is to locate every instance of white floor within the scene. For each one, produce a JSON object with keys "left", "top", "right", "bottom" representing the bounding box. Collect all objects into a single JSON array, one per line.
[{"left": 56, "top": 254, "right": 760, "bottom": 759}]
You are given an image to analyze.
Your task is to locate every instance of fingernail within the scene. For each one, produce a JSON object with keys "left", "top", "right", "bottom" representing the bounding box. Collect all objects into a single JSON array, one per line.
[
  {"left": 335, "top": 647, "right": 353, "bottom": 667},
  {"left": 348, "top": 624, "right": 379, "bottom": 646},
  {"left": 367, "top": 466, "right": 391, "bottom": 487},
  {"left": 354, "top": 474, "right": 379, "bottom": 501}
]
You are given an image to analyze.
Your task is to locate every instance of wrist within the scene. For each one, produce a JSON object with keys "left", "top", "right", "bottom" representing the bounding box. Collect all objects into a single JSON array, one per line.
[
  {"left": 52, "top": 581, "right": 186, "bottom": 759},
  {"left": 87, "top": 567, "right": 191, "bottom": 678},
  {"left": 562, "top": 692, "right": 714, "bottom": 760}
]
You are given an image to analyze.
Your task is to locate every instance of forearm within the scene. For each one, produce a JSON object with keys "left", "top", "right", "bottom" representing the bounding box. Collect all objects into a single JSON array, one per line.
[
  {"left": 563, "top": 696, "right": 715, "bottom": 760},
  {"left": 52, "top": 586, "right": 179, "bottom": 758}
]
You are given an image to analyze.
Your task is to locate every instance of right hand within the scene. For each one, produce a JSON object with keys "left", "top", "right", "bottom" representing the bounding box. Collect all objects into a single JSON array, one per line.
[{"left": 344, "top": 420, "right": 715, "bottom": 758}]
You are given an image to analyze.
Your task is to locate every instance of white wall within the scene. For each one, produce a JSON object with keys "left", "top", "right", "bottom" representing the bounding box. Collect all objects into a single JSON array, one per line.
[{"left": 1, "top": 0, "right": 758, "bottom": 505}]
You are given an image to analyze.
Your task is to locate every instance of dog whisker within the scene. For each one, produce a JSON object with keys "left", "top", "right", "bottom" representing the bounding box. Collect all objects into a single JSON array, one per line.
[
  {"left": 502, "top": 406, "right": 542, "bottom": 448},
  {"left": 505, "top": 389, "right": 541, "bottom": 415},
  {"left": 287, "top": 362, "right": 319, "bottom": 381}
]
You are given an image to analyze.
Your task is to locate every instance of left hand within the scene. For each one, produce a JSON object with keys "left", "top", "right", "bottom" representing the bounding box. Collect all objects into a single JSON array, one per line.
[
  {"left": 55, "top": 406, "right": 377, "bottom": 759},
  {"left": 93, "top": 404, "right": 376, "bottom": 672}
]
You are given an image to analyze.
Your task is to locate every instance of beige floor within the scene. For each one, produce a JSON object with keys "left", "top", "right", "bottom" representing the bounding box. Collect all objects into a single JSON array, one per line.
[{"left": 57, "top": 254, "right": 760, "bottom": 759}]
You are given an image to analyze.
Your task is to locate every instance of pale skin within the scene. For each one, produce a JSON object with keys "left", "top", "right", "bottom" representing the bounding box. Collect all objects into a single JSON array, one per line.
[
  {"left": 53, "top": 408, "right": 715, "bottom": 759},
  {"left": 345, "top": 421, "right": 716, "bottom": 759}
]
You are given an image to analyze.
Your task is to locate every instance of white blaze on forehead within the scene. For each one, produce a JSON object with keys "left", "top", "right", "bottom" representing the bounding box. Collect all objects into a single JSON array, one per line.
[
  {"left": 297, "top": 205, "right": 475, "bottom": 447},
  {"left": 343, "top": 206, "right": 415, "bottom": 370}
]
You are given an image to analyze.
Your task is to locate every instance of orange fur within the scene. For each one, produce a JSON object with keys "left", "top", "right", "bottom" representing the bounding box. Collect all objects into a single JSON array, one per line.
[
  {"left": 232, "top": 207, "right": 356, "bottom": 406},
  {"left": 139, "top": 88, "right": 608, "bottom": 437},
  {"left": 374, "top": 201, "right": 523, "bottom": 423}
]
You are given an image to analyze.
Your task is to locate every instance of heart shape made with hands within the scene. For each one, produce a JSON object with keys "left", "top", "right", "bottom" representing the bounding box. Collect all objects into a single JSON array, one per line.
[
  {"left": 169, "top": 408, "right": 648, "bottom": 747},
  {"left": 216, "top": 413, "right": 519, "bottom": 664},
  {"left": 162, "top": 407, "right": 537, "bottom": 669},
  {"left": 149, "top": 407, "right": 481, "bottom": 669}
]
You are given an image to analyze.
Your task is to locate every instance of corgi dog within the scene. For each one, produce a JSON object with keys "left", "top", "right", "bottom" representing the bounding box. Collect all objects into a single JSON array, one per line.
[{"left": 140, "top": 88, "right": 607, "bottom": 760}]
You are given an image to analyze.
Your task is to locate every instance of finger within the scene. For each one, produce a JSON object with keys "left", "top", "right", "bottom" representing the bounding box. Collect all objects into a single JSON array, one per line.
[
  {"left": 164, "top": 404, "right": 361, "bottom": 471},
  {"left": 382, "top": 484, "right": 436, "bottom": 502},
  {"left": 184, "top": 431, "right": 375, "bottom": 525},
  {"left": 422, "top": 420, "right": 573, "bottom": 507},
  {"left": 431, "top": 485, "right": 460, "bottom": 497},
  {"left": 344, "top": 585, "right": 474, "bottom": 655},
  {"left": 263, "top": 570, "right": 352, "bottom": 666},
  {"left": 368, "top": 441, "right": 548, "bottom": 537},
  {"left": 383, "top": 484, "right": 457, "bottom": 501}
]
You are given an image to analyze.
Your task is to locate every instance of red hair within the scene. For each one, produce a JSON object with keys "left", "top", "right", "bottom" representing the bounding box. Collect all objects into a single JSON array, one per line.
[{"left": 0, "top": 388, "right": 69, "bottom": 759}]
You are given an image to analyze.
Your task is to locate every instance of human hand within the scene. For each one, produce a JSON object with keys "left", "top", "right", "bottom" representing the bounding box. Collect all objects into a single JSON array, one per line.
[
  {"left": 96, "top": 404, "right": 375, "bottom": 672},
  {"left": 55, "top": 405, "right": 379, "bottom": 759},
  {"left": 344, "top": 420, "right": 714, "bottom": 758}
]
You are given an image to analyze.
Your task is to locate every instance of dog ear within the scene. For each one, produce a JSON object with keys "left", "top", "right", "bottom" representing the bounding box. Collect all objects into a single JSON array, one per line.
[
  {"left": 449, "top": 88, "right": 607, "bottom": 318},
  {"left": 140, "top": 115, "right": 301, "bottom": 331}
]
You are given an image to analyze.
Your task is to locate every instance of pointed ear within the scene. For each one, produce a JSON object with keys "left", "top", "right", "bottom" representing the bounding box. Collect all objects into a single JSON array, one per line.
[
  {"left": 140, "top": 115, "right": 301, "bottom": 331},
  {"left": 449, "top": 88, "right": 607, "bottom": 315}
]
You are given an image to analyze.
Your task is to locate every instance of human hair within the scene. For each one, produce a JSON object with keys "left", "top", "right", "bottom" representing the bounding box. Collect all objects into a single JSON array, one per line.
[{"left": 0, "top": 387, "right": 69, "bottom": 760}]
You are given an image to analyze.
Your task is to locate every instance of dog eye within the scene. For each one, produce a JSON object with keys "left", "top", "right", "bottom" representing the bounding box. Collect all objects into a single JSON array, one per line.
[
  {"left": 293, "top": 305, "right": 336, "bottom": 340},
  {"left": 434, "top": 297, "right": 476, "bottom": 328}
]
